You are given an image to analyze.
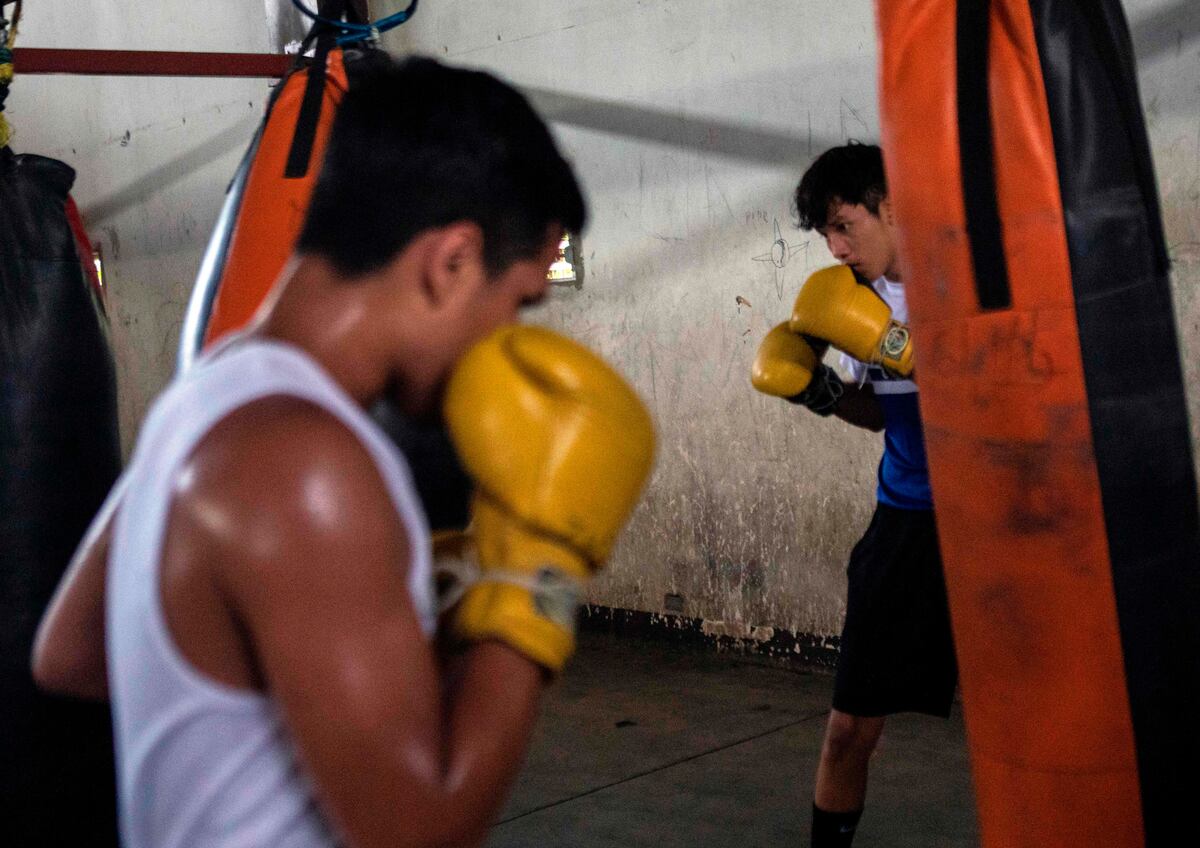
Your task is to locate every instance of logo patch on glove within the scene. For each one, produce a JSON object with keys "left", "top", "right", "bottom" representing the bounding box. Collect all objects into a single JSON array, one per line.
[
  {"left": 533, "top": 568, "right": 582, "bottom": 632},
  {"left": 881, "top": 321, "right": 910, "bottom": 360}
]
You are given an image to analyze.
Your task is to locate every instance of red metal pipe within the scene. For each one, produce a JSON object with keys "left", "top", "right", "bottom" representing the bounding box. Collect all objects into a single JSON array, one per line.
[{"left": 14, "top": 48, "right": 292, "bottom": 78}]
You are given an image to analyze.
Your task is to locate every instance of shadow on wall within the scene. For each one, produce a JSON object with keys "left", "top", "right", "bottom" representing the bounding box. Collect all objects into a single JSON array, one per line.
[
  {"left": 512, "top": 1, "right": 1197, "bottom": 168},
  {"left": 85, "top": 0, "right": 1197, "bottom": 235},
  {"left": 81, "top": 115, "right": 259, "bottom": 225},
  {"left": 66, "top": 0, "right": 1189, "bottom": 229},
  {"left": 1130, "top": 0, "right": 1200, "bottom": 60},
  {"left": 524, "top": 86, "right": 840, "bottom": 168}
]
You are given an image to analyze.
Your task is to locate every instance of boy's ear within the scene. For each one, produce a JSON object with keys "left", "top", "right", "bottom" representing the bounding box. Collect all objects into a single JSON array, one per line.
[{"left": 422, "top": 222, "right": 487, "bottom": 307}]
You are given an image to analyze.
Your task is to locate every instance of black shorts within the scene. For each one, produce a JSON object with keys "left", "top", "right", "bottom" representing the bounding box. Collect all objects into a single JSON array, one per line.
[{"left": 832, "top": 503, "right": 958, "bottom": 718}]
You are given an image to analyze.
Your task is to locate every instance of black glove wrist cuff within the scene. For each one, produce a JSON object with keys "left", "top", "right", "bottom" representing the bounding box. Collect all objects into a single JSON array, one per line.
[{"left": 789, "top": 365, "right": 844, "bottom": 416}]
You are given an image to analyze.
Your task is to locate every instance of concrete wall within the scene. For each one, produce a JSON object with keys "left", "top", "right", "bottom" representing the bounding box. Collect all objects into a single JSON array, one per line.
[
  {"left": 14, "top": 1, "right": 1197, "bottom": 642},
  {"left": 12, "top": 1, "right": 306, "bottom": 453},
  {"left": 383, "top": 0, "right": 1200, "bottom": 639},
  {"left": 1137, "top": 0, "right": 1200, "bottom": 469},
  {"left": 384, "top": 0, "right": 884, "bottom": 638}
]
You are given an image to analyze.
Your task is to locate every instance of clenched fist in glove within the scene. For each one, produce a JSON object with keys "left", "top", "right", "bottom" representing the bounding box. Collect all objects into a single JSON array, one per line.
[
  {"left": 789, "top": 265, "right": 914, "bottom": 377},
  {"left": 441, "top": 325, "right": 656, "bottom": 673}
]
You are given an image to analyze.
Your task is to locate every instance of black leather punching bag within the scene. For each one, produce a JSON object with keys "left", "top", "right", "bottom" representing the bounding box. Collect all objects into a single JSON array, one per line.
[{"left": 0, "top": 148, "right": 120, "bottom": 843}]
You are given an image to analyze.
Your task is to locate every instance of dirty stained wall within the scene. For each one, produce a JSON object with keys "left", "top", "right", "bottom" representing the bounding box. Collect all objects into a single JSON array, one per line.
[
  {"left": 385, "top": 0, "right": 1200, "bottom": 640},
  {"left": 383, "top": 0, "right": 901, "bottom": 637},
  {"left": 11, "top": 1, "right": 1197, "bottom": 645}
]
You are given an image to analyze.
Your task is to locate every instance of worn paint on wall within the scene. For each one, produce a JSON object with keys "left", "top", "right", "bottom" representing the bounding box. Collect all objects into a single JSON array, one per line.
[{"left": 385, "top": 0, "right": 892, "bottom": 637}]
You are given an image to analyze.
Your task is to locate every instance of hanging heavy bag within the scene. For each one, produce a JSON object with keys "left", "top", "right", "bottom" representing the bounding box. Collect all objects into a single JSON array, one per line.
[
  {"left": 0, "top": 148, "right": 120, "bottom": 843},
  {"left": 877, "top": 0, "right": 1200, "bottom": 843}
]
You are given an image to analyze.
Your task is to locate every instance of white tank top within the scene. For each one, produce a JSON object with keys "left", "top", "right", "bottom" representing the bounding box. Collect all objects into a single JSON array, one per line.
[{"left": 106, "top": 337, "right": 436, "bottom": 848}]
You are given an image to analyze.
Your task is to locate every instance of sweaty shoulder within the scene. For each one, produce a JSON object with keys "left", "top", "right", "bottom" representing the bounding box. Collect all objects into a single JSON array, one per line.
[{"left": 174, "top": 395, "right": 410, "bottom": 577}]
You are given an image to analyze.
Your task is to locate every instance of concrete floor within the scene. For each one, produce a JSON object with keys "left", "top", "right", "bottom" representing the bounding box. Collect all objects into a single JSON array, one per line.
[{"left": 489, "top": 632, "right": 979, "bottom": 848}]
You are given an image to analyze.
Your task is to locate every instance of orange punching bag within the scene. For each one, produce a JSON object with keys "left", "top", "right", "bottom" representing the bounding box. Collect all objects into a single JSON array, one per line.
[
  {"left": 202, "top": 53, "right": 345, "bottom": 346},
  {"left": 179, "top": 43, "right": 346, "bottom": 365},
  {"left": 180, "top": 0, "right": 421, "bottom": 361},
  {"left": 877, "top": 1, "right": 1200, "bottom": 845}
]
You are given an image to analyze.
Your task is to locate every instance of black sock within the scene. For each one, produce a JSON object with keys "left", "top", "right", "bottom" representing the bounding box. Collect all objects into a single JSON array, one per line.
[{"left": 811, "top": 804, "right": 863, "bottom": 848}]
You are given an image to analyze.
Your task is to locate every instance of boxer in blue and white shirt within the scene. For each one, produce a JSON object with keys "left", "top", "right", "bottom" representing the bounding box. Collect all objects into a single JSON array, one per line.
[
  {"left": 751, "top": 143, "right": 956, "bottom": 848},
  {"left": 839, "top": 275, "right": 931, "bottom": 511}
]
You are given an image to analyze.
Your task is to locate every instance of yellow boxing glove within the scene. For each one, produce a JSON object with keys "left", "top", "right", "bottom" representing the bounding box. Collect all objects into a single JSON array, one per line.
[
  {"left": 751, "top": 323, "right": 844, "bottom": 416},
  {"left": 752, "top": 322, "right": 819, "bottom": 398},
  {"left": 442, "top": 325, "right": 656, "bottom": 672},
  {"left": 789, "top": 265, "right": 914, "bottom": 377}
]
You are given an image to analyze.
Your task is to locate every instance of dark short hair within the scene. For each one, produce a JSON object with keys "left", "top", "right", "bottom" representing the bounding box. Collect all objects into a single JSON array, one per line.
[
  {"left": 298, "top": 54, "right": 586, "bottom": 276},
  {"left": 793, "top": 141, "right": 887, "bottom": 232}
]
